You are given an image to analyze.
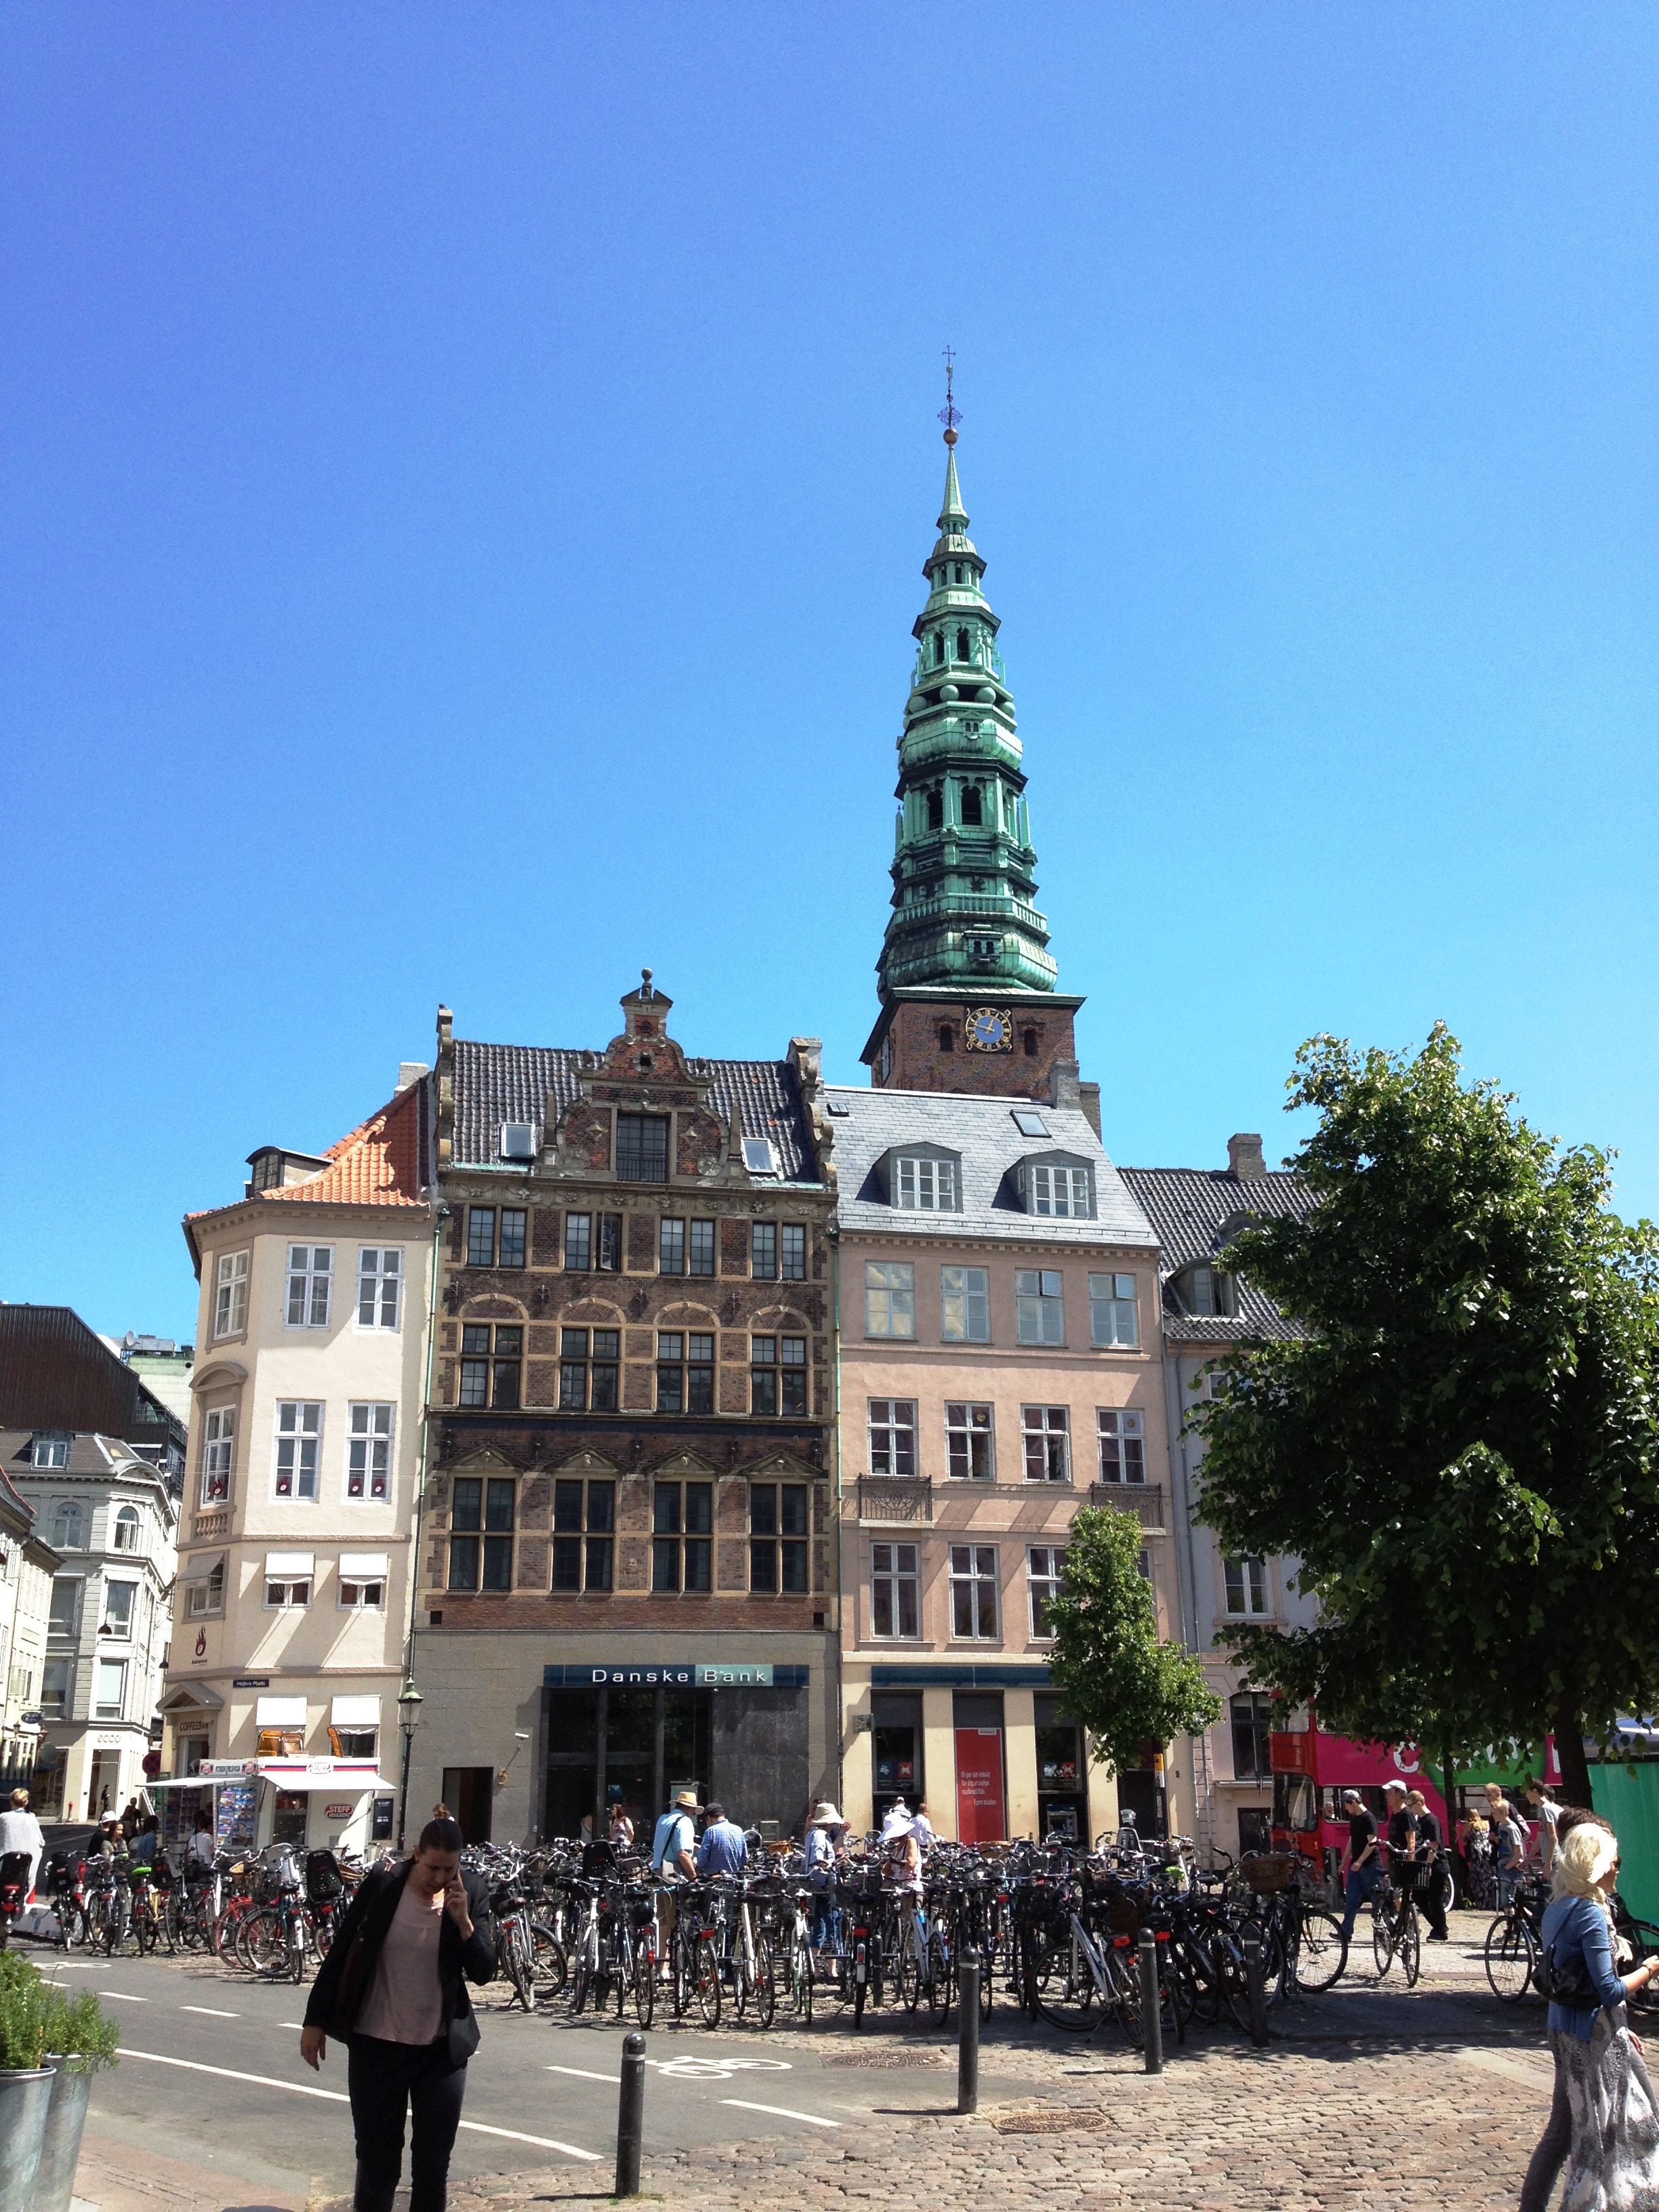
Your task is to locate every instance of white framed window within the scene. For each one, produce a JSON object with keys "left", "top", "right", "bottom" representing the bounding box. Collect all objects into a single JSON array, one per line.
[
  {"left": 1022, "top": 1405, "right": 1071, "bottom": 1483},
  {"left": 201, "top": 1408, "right": 234, "bottom": 1505},
  {"left": 1179, "top": 1265, "right": 1234, "bottom": 1318},
  {"left": 49, "top": 1500, "right": 83, "bottom": 1551},
  {"left": 31, "top": 1437, "right": 68, "bottom": 1469},
  {"left": 865, "top": 1261, "right": 915, "bottom": 1338},
  {"left": 102, "top": 1580, "right": 136, "bottom": 1637},
  {"left": 949, "top": 1544, "right": 999, "bottom": 1639},
  {"left": 1096, "top": 1409, "right": 1145, "bottom": 1483},
  {"left": 872, "top": 1542, "right": 920, "bottom": 1638},
  {"left": 47, "top": 1577, "right": 81, "bottom": 1636},
  {"left": 273, "top": 1402, "right": 323, "bottom": 1500},
  {"left": 945, "top": 1402, "right": 994, "bottom": 1479},
  {"left": 346, "top": 1404, "right": 395, "bottom": 1500},
  {"left": 868, "top": 1399, "right": 917, "bottom": 1477},
  {"left": 1206, "top": 1368, "right": 1231, "bottom": 1401},
  {"left": 1026, "top": 1164, "right": 1092, "bottom": 1218},
  {"left": 941, "top": 1265, "right": 990, "bottom": 1343},
  {"left": 213, "top": 1249, "right": 249, "bottom": 1338},
  {"left": 41, "top": 1659, "right": 70, "bottom": 1717},
  {"left": 186, "top": 1562, "right": 225, "bottom": 1618},
  {"left": 264, "top": 1576, "right": 312, "bottom": 1610},
  {"left": 111, "top": 1504, "right": 141, "bottom": 1553},
  {"left": 338, "top": 1577, "right": 386, "bottom": 1609},
  {"left": 1138, "top": 1547, "right": 1153, "bottom": 1583},
  {"left": 895, "top": 1155, "right": 958, "bottom": 1210},
  {"left": 1224, "top": 1556, "right": 1269, "bottom": 1617},
  {"left": 286, "top": 1246, "right": 333, "bottom": 1328},
  {"left": 357, "top": 1248, "right": 403, "bottom": 1328},
  {"left": 1028, "top": 1545, "right": 1068, "bottom": 1637},
  {"left": 1016, "top": 1269, "right": 1065, "bottom": 1345},
  {"left": 1089, "top": 1272, "right": 1139, "bottom": 1348},
  {"left": 94, "top": 1658, "right": 126, "bottom": 1721}
]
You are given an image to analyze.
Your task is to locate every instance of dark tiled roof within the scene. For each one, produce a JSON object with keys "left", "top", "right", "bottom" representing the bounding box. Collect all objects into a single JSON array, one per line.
[
  {"left": 1118, "top": 1166, "right": 1313, "bottom": 1343},
  {"left": 453, "top": 1040, "right": 819, "bottom": 1184}
]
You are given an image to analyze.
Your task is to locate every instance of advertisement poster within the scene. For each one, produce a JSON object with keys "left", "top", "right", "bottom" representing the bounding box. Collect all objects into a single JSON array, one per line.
[
  {"left": 954, "top": 1727, "right": 1006, "bottom": 1845},
  {"left": 217, "top": 1780, "right": 256, "bottom": 1853}
]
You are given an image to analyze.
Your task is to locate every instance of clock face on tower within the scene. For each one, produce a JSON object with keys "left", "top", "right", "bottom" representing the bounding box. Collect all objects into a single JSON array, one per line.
[{"left": 964, "top": 1006, "right": 1013, "bottom": 1052}]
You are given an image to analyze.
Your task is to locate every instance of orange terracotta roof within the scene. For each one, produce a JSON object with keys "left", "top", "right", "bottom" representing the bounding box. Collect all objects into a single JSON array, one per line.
[{"left": 260, "top": 1081, "right": 426, "bottom": 1208}]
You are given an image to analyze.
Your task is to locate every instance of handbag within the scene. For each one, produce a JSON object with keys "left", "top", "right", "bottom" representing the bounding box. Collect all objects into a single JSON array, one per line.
[{"left": 1537, "top": 1929, "right": 1599, "bottom": 2007}]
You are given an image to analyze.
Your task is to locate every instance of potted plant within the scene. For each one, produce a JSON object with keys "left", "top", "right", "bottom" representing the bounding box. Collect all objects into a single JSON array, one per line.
[
  {"left": 36, "top": 1982, "right": 121, "bottom": 2212},
  {"left": 0, "top": 1952, "right": 57, "bottom": 2212}
]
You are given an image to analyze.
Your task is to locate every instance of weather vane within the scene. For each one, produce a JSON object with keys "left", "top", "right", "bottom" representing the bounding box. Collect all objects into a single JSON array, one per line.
[{"left": 939, "top": 346, "right": 961, "bottom": 447}]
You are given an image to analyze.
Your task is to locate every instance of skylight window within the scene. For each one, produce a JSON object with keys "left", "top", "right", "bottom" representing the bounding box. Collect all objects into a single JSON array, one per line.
[
  {"left": 742, "top": 1137, "right": 779, "bottom": 1176},
  {"left": 1012, "top": 1110, "right": 1050, "bottom": 1137}
]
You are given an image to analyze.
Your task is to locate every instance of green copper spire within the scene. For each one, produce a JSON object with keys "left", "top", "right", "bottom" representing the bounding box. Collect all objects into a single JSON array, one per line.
[{"left": 876, "top": 417, "right": 1059, "bottom": 999}]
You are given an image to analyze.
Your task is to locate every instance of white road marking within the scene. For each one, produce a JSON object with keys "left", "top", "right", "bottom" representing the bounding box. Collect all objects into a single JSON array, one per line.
[
  {"left": 652, "top": 2055, "right": 792, "bottom": 2079},
  {"left": 119, "top": 2050, "right": 601, "bottom": 2160},
  {"left": 180, "top": 2005, "right": 239, "bottom": 2018},
  {"left": 98, "top": 1990, "right": 148, "bottom": 2002},
  {"left": 546, "top": 2063, "right": 619, "bottom": 2083},
  {"left": 721, "top": 2098, "right": 841, "bottom": 2128}
]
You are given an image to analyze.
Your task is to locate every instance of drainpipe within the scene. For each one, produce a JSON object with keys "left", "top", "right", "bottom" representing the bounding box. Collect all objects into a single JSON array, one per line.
[
  {"left": 403, "top": 1202, "right": 449, "bottom": 1805},
  {"left": 827, "top": 1221, "right": 844, "bottom": 1813}
]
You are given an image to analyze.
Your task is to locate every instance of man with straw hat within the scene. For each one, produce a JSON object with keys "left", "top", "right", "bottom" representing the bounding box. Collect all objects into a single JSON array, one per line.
[{"left": 804, "top": 1801, "right": 846, "bottom": 1962}]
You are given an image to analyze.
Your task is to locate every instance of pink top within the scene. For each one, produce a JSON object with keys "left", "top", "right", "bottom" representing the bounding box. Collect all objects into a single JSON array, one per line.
[{"left": 355, "top": 1879, "right": 446, "bottom": 2045}]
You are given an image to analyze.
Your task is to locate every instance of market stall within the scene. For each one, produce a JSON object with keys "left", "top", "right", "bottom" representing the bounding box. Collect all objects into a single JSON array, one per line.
[{"left": 148, "top": 1755, "right": 398, "bottom": 1858}]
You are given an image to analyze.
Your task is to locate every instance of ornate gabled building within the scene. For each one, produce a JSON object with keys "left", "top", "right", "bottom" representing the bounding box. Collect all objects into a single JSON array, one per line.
[
  {"left": 411, "top": 976, "right": 840, "bottom": 1845},
  {"left": 863, "top": 424, "right": 1087, "bottom": 1105}
]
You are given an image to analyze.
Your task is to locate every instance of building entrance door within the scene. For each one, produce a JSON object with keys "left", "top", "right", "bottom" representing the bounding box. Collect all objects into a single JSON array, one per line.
[
  {"left": 1035, "top": 1694, "right": 1089, "bottom": 1843},
  {"left": 89, "top": 1750, "right": 121, "bottom": 1820}
]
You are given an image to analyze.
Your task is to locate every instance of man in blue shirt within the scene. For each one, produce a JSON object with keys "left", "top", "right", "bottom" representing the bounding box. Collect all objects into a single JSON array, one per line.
[
  {"left": 695, "top": 1802, "right": 747, "bottom": 1879},
  {"left": 651, "top": 1789, "right": 699, "bottom": 1881}
]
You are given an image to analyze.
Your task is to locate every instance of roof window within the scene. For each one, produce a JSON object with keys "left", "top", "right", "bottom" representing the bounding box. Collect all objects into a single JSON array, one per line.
[
  {"left": 742, "top": 1138, "right": 779, "bottom": 1176},
  {"left": 1012, "top": 1110, "right": 1049, "bottom": 1137}
]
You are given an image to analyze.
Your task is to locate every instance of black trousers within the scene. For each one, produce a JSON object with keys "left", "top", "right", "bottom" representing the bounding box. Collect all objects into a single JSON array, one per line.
[
  {"left": 1519, "top": 2047, "right": 1572, "bottom": 2212},
  {"left": 347, "top": 2034, "right": 467, "bottom": 2212}
]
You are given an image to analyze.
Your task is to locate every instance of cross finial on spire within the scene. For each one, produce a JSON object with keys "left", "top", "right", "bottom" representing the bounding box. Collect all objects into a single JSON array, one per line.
[{"left": 938, "top": 346, "right": 961, "bottom": 447}]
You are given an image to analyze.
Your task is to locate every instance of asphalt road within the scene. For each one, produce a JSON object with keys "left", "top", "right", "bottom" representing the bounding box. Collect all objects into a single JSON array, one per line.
[{"left": 35, "top": 1942, "right": 1006, "bottom": 2204}]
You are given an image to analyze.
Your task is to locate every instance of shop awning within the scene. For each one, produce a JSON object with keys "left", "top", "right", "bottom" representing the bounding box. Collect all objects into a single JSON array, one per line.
[
  {"left": 264, "top": 1552, "right": 314, "bottom": 1579},
  {"left": 339, "top": 1553, "right": 389, "bottom": 1580},
  {"left": 178, "top": 1553, "right": 224, "bottom": 1584},
  {"left": 261, "top": 1773, "right": 399, "bottom": 1793},
  {"left": 255, "top": 1695, "right": 308, "bottom": 1727},
  {"left": 331, "top": 1695, "right": 381, "bottom": 1725}
]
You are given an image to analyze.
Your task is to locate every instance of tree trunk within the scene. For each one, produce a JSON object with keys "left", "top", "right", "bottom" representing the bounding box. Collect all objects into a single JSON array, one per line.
[{"left": 1553, "top": 1704, "right": 1593, "bottom": 1809}]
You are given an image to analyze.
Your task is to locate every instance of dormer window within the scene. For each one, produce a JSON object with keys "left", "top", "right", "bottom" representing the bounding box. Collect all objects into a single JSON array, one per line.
[
  {"left": 616, "top": 1112, "right": 669, "bottom": 1183},
  {"left": 894, "top": 1155, "right": 959, "bottom": 1211},
  {"left": 31, "top": 1435, "right": 69, "bottom": 1469},
  {"left": 742, "top": 1137, "right": 779, "bottom": 1177},
  {"left": 1176, "top": 1264, "right": 1235, "bottom": 1317},
  {"left": 1022, "top": 1160, "right": 1094, "bottom": 1218}
]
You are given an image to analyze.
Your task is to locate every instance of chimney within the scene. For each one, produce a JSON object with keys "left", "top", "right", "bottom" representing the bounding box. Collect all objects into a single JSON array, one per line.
[
  {"left": 1048, "top": 1059, "right": 1082, "bottom": 1111},
  {"left": 1227, "top": 1132, "right": 1266, "bottom": 1180},
  {"left": 396, "top": 1062, "right": 429, "bottom": 1094}
]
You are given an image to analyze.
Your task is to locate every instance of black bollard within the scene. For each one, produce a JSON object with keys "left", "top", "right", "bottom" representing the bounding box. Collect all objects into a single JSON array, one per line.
[
  {"left": 1138, "top": 1931, "right": 1163, "bottom": 2074},
  {"left": 957, "top": 1951, "right": 981, "bottom": 2114},
  {"left": 616, "top": 2029, "right": 646, "bottom": 2196},
  {"left": 1242, "top": 1927, "right": 1269, "bottom": 2048}
]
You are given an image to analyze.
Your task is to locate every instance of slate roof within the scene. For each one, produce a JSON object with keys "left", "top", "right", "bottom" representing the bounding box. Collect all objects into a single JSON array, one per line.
[
  {"left": 0, "top": 1429, "right": 165, "bottom": 1480},
  {"left": 825, "top": 1086, "right": 1156, "bottom": 1248},
  {"left": 258, "top": 1079, "right": 429, "bottom": 1208},
  {"left": 1117, "top": 1166, "right": 1313, "bottom": 1342},
  {"left": 452, "top": 1040, "right": 821, "bottom": 1185}
]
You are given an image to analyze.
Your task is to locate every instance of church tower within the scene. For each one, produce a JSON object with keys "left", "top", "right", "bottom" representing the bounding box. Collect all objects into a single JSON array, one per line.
[{"left": 863, "top": 385, "right": 1085, "bottom": 1098}]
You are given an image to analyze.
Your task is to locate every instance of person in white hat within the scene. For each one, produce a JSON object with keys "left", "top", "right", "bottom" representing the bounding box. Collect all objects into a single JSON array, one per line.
[
  {"left": 804, "top": 1802, "right": 846, "bottom": 1963},
  {"left": 882, "top": 1807, "right": 922, "bottom": 1894},
  {"left": 880, "top": 1798, "right": 910, "bottom": 1841}
]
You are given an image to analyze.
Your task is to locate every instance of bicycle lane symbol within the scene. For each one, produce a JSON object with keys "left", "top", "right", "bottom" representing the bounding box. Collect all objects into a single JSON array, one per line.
[{"left": 647, "top": 2056, "right": 794, "bottom": 2081}]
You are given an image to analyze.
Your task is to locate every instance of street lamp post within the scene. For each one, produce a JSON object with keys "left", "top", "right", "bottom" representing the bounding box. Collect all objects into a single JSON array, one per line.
[{"left": 396, "top": 1676, "right": 423, "bottom": 1852}]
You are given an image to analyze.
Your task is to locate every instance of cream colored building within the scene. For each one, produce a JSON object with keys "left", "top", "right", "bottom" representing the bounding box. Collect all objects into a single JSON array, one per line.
[
  {"left": 159, "top": 1070, "right": 437, "bottom": 1857},
  {"left": 830, "top": 1076, "right": 1188, "bottom": 1846},
  {"left": 0, "top": 1467, "right": 61, "bottom": 1798}
]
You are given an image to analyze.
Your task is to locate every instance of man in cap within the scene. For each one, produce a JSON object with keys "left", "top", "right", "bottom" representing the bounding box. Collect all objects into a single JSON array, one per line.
[{"left": 1337, "top": 1788, "right": 1384, "bottom": 1941}]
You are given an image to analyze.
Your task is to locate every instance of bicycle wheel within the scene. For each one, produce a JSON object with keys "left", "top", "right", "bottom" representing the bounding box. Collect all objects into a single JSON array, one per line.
[
  {"left": 898, "top": 1927, "right": 922, "bottom": 2013},
  {"left": 1290, "top": 1908, "right": 1347, "bottom": 1993},
  {"left": 1174, "top": 1933, "right": 1223, "bottom": 2024},
  {"left": 504, "top": 1923, "right": 535, "bottom": 2012},
  {"left": 1484, "top": 1914, "right": 1535, "bottom": 2003},
  {"left": 1371, "top": 1908, "right": 1396, "bottom": 1980},
  {"left": 1029, "top": 1925, "right": 1107, "bottom": 2034},
  {"left": 133, "top": 1902, "right": 155, "bottom": 1957},
  {"left": 1213, "top": 1932, "right": 1252, "bottom": 2034},
  {"left": 571, "top": 1952, "right": 593, "bottom": 2015},
  {"left": 794, "top": 1938, "right": 813, "bottom": 2022},
  {"left": 632, "top": 1938, "right": 656, "bottom": 2030},
  {"left": 750, "top": 1933, "right": 776, "bottom": 2029},
  {"left": 925, "top": 1929, "right": 952, "bottom": 2028},
  {"left": 532, "top": 1923, "right": 568, "bottom": 2001},
  {"left": 1399, "top": 1904, "right": 1421, "bottom": 1988},
  {"left": 240, "top": 1909, "right": 288, "bottom": 1977},
  {"left": 695, "top": 1937, "right": 722, "bottom": 2028},
  {"left": 671, "top": 1933, "right": 692, "bottom": 2020}
]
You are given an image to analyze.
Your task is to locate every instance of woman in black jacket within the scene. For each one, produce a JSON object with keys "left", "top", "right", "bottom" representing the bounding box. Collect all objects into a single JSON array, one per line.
[{"left": 301, "top": 1816, "right": 496, "bottom": 2212}]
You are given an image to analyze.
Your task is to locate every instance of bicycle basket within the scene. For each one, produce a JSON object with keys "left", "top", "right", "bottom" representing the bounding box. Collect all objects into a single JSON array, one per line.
[{"left": 1240, "top": 1853, "right": 1296, "bottom": 1895}]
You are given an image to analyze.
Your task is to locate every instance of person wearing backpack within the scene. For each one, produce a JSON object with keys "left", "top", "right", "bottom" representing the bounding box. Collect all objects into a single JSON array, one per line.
[{"left": 1519, "top": 1820, "right": 1659, "bottom": 2212}]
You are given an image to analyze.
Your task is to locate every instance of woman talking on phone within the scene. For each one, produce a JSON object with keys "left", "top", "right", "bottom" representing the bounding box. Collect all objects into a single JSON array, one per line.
[{"left": 300, "top": 1816, "right": 497, "bottom": 2212}]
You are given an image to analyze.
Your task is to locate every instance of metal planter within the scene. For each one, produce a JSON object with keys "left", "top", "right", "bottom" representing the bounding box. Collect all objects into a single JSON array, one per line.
[
  {"left": 0, "top": 2066, "right": 56, "bottom": 2212},
  {"left": 35, "top": 2058, "right": 96, "bottom": 2212}
]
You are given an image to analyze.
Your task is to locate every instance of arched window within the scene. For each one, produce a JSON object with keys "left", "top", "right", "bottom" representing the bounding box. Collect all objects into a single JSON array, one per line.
[
  {"left": 1023, "top": 1028, "right": 1040, "bottom": 1059},
  {"left": 926, "top": 788, "right": 945, "bottom": 830},
  {"left": 935, "top": 633, "right": 947, "bottom": 667},
  {"left": 112, "top": 1505, "right": 140, "bottom": 1553},
  {"left": 937, "top": 1025, "right": 955, "bottom": 1053},
  {"left": 51, "top": 1501, "right": 83, "bottom": 1551},
  {"left": 960, "top": 785, "right": 983, "bottom": 826},
  {"left": 953, "top": 564, "right": 963, "bottom": 584},
  {"left": 957, "top": 627, "right": 971, "bottom": 661}
]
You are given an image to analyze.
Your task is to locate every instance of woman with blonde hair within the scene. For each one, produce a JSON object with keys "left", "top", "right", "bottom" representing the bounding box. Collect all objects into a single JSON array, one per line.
[{"left": 1520, "top": 1819, "right": 1659, "bottom": 2211}]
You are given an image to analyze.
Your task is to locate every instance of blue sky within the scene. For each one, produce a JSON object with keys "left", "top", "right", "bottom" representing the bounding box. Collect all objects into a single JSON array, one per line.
[{"left": 4, "top": 6, "right": 1655, "bottom": 1347}]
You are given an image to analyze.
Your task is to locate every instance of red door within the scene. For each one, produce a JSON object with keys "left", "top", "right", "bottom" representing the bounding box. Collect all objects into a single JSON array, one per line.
[{"left": 955, "top": 1728, "right": 1006, "bottom": 1844}]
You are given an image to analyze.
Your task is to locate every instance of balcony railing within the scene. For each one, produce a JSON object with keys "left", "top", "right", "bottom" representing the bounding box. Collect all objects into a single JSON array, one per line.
[
  {"left": 192, "top": 1510, "right": 230, "bottom": 1542},
  {"left": 857, "top": 1476, "right": 935, "bottom": 1526},
  {"left": 1086, "top": 1482, "right": 1165, "bottom": 1530}
]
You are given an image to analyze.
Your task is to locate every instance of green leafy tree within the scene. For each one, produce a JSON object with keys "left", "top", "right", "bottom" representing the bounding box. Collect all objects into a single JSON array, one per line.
[
  {"left": 1197, "top": 1026, "right": 1659, "bottom": 1809},
  {"left": 1045, "top": 1503, "right": 1221, "bottom": 1780}
]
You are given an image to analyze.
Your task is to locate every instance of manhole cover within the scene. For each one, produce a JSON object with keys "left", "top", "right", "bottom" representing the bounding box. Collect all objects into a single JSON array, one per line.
[
  {"left": 821, "top": 2049, "right": 946, "bottom": 2068},
  {"left": 992, "top": 2109, "right": 1106, "bottom": 2135}
]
